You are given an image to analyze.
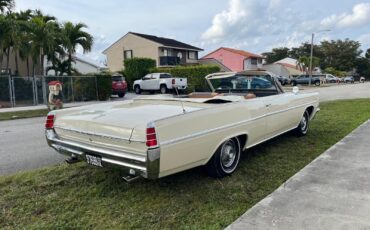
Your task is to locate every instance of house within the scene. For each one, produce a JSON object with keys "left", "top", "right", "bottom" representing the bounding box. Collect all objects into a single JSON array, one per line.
[
  {"left": 103, "top": 32, "right": 204, "bottom": 72},
  {"left": 72, "top": 55, "right": 108, "bottom": 74},
  {"left": 263, "top": 57, "right": 304, "bottom": 78},
  {"left": 201, "top": 47, "right": 264, "bottom": 72}
]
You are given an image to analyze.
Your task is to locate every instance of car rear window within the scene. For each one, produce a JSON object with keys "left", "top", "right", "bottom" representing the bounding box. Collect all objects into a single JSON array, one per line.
[
  {"left": 113, "top": 76, "right": 124, "bottom": 81},
  {"left": 160, "top": 74, "right": 172, "bottom": 79}
]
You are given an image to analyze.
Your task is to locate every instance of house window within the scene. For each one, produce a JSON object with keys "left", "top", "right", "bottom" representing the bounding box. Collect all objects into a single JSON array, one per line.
[
  {"left": 188, "top": 51, "right": 197, "bottom": 60},
  {"left": 124, "top": 50, "right": 133, "bottom": 59},
  {"left": 163, "top": 49, "right": 168, "bottom": 56},
  {"left": 258, "top": 58, "right": 262, "bottom": 64},
  {"left": 177, "top": 52, "right": 183, "bottom": 59},
  {"left": 250, "top": 58, "right": 258, "bottom": 65}
]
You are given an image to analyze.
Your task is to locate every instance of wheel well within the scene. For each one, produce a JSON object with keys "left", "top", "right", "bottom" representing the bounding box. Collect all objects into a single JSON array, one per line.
[
  {"left": 236, "top": 134, "right": 247, "bottom": 150},
  {"left": 160, "top": 84, "right": 167, "bottom": 88},
  {"left": 134, "top": 84, "right": 140, "bottom": 88},
  {"left": 306, "top": 106, "right": 314, "bottom": 118}
]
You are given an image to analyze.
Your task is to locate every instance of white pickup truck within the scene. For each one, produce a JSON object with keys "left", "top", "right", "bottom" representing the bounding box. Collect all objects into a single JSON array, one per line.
[{"left": 133, "top": 73, "right": 187, "bottom": 94}]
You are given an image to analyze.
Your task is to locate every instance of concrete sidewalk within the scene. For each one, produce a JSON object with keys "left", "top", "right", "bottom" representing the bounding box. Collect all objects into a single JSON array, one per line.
[{"left": 228, "top": 119, "right": 370, "bottom": 230}]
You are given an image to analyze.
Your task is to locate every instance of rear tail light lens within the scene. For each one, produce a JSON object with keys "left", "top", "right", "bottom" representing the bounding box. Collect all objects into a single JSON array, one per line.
[
  {"left": 146, "top": 127, "right": 158, "bottom": 147},
  {"left": 45, "top": 114, "right": 55, "bottom": 129},
  {"left": 172, "top": 79, "right": 175, "bottom": 85}
]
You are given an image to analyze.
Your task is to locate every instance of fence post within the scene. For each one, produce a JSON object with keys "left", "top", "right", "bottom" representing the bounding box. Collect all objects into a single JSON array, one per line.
[
  {"left": 11, "top": 77, "right": 16, "bottom": 107},
  {"left": 8, "top": 75, "right": 13, "bottom": 107},
  {"left": 35, "top": 76, "right": 39, "bottom": 105},
  {"left": 32, "top": 77, "right": 36, "bottom": 105},
  {"left": 42, "top": 76, "right": 47, "bottom": 105},
  {"left": 70, "top": 77, "right": 74, "bottom": 102},
  {"left": 95, "top": 76, "right": 99, "bottom": 101}
]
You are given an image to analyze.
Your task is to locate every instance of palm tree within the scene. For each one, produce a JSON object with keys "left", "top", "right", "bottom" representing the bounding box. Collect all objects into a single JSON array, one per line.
[
  {"left": 61, "top": 22, "right": 93, "bottom": 75},
  {"left": 366, "top": 48, "right": 370, "bottom": 59},
  {"left": 28, "top": 11, "right": 58, "bottom": 76},
  {"left": 0, "top": 0, "right": 14, "bottom": 13}
]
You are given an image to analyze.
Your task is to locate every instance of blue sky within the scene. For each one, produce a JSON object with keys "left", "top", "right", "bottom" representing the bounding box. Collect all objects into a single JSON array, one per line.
[{"left": 16, "top": 0, "right": 370, "bottom": 63}]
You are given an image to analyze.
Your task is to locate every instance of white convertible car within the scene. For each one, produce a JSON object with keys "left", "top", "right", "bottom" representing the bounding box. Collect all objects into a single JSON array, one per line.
[{"left": 45, "top": 71, "right": 319, "bottom": 180}]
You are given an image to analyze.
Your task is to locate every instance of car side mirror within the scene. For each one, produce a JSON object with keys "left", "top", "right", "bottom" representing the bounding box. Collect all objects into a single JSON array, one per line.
[{"left": 292, "top": 86, "right": 299, "bottom": 94}]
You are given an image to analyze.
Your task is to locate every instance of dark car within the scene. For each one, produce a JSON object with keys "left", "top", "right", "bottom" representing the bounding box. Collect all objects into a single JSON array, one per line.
[
  {"left": 276, "top": 76, "right": 290, "bottom": 85},
  {"left": 112, "top": 74, "right": 127, "bottom": 97},
  {"left": 251, "top": 77, "right": 273, "bottom": 89},
  {"left": 291, "top": 75, "right": 321, "bottom": 86}
]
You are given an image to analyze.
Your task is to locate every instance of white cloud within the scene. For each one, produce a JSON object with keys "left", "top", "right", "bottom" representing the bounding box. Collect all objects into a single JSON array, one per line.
[
  {"left": 320, "top": 3, "right": 370, "bottom": 29},
  {"left": 358, "top": 33, "right": 370, "bottom": 47}
]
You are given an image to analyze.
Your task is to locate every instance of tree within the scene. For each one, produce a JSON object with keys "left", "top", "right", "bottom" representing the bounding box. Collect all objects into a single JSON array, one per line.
[
  {"left": 0, "top": 0, "right": 14, "bottom": 13},
  {"left": 366, "top": 48, "right": 370, "bottom": 59},
  {"left": 262, "top": 47, "right": 290, "bottom": 64},
  {"left": 320, "top": 39, "right": 362, "bottom": 71},
  {"left": 60, "top": 22, "right": 93, "bottom": 75},
  {"left": 298, "top": 56, "right": 320, "bottom": 73},
  {"left": 28, "top": 11, "right": 58, "bottom": 76}
]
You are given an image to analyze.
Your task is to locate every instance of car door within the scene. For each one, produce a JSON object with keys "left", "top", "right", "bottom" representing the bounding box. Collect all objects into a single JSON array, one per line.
[
  {"left": 146, "top": 74, "right": 160, "bottom": 90},
  {"left": 140, "top": 74, "right": 152, "bottom": 90}
]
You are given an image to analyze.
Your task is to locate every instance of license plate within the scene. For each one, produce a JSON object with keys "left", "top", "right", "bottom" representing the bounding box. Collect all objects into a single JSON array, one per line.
[{"left": 86, "top": 154, "right": 103, "bottom": 167}]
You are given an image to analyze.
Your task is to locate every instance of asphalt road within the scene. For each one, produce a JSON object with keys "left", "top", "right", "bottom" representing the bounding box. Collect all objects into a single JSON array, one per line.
[{"left": 1, "top": 83, "right": 369, "bottom": 176}]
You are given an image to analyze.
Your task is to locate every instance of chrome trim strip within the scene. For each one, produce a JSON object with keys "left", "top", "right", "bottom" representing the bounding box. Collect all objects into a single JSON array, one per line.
[
  {"left": 50, "top": 137, "right": 147, "bottom": 162},
  {"left": 102, "top": 158, "right": 146, "bottom": 171},
  {"left": 54, "top": 125, "right": 146, "bottom": 143},
  {"left": 246, "top": 126, "right": 297, "bottom": 149},
  {"left": 161, "top": 102, "right": 314, "bottom": 146}
]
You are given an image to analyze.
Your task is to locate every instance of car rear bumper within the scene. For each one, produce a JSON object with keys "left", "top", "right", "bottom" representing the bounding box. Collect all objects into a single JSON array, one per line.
[
  {"left": 45, "top": 129, "right": 159, "bottom": 179},
  {"left": 112, "top": 88, "right": 127, "bottom": 94}
]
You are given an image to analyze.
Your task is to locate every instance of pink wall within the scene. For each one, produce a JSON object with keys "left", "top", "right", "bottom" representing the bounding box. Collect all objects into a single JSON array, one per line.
[{"left": 202, "top": 49, "right": 245, "bottom": 71}]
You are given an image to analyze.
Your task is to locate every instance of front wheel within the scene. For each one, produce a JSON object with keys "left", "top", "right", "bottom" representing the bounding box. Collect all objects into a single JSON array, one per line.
[
  {"left": 206, "top": 138, "right": 241, "bottom": 178},
  {"left": 314, "top": 81, "right": 320, "bottom": 86},
  {"left": 293, "top": 110, "right": 310, "bottom": 136}
]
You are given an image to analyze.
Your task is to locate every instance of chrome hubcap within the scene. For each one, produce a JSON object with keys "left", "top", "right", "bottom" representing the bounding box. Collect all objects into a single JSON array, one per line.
[
  {"left": 300, "top": 115, "right": 307, "bottom": 131},
  {"left": 220, "top": 140, "right": 237, "bottom": 168}
]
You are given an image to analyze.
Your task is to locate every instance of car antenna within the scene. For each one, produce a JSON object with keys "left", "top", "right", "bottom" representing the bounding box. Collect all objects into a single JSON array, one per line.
[{"left": 174, "top": 86, "right": 186, "bottom": 114}]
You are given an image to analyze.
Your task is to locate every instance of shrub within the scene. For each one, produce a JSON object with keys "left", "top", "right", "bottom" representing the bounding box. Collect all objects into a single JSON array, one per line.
[
  {"left": 124, "top": 58, "right": 156, "bottom": 90},
  {"left": 151, "top": 65, "right": 220, "bottom": 92}
]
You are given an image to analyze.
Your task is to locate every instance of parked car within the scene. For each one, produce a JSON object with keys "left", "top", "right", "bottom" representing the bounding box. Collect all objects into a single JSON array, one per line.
[
  {"left": 344, "top": 76, "right": 354, "bottom": 83},
  {"left": 133, "top": 73, "right": 187, "bottom": 94},
  {"left": 45, "top": 70, "right": 319, "bottom": 180},
  {"left": 325, "top": 74, "right": 337, "bottom": 83},
  {"left": 112, "top": 74, "right": 127, "bottom": 97},
  {"left": 276, "top": 76, "right": 290, "bottom": 85},
  {"left": 291, "top": 75, "right": 321, "bottom": 86}
]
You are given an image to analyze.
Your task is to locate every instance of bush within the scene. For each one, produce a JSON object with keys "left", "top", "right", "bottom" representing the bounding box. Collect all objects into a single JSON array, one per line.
[
  {"left": 151, "top": 65, "right": 220, "bottom": 92},
  {"left": 124, "top": 58, "right": 156, "bottom": 90},
  {"left": 72, "top": 75, "right": 112, "bottom": 101}
]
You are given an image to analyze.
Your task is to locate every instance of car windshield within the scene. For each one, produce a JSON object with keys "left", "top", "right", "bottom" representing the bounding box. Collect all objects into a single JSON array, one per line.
[{"left": 209, "top": 74, "right": 277, "bottom": 93}]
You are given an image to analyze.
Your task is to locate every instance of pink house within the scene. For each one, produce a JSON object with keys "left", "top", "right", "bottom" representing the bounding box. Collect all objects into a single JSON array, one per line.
[{"left": 201, "top": 47, "right": 264, "bottom": 72}]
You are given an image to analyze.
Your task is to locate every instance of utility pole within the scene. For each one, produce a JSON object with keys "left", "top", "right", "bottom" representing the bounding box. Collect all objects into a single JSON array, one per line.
[{"left": 309, "top": 33, "right": 314, "bottom": 87}]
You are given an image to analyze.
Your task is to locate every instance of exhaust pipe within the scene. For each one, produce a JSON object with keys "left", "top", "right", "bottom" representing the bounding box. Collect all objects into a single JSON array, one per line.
[{"left": 65, "top": 154, "right": 79, "bottom": 164}]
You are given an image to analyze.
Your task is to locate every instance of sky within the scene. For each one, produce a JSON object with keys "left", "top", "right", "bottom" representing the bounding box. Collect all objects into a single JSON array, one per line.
[{"left": 15, "top": 0, "right": 370, "bottom": 64}]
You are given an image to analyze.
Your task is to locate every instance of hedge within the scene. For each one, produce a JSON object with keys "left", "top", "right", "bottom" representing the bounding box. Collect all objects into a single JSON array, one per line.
[
  {"left": 124, "top": 58, "right": 156, "bottom": 90},
  {"left": 151, "top": 65, "right": 221, "bottom": 92}
]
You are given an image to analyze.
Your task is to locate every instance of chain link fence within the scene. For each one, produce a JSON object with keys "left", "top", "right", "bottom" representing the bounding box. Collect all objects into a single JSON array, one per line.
[{"left": 0, "top": 75, "right": 112, "bottom": 109}]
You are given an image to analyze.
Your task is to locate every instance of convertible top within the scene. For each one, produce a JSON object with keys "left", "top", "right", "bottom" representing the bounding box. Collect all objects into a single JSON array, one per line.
[{"left": 205, "top": 70, "right": 273, "bottom": 80}]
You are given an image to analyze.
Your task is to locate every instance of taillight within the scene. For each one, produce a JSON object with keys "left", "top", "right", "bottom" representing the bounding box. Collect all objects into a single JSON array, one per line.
[
  {"left": 146, "top": 127, "right": 158, "bottom": 147},
  {"left": 45, "top": 114, "right": 55, "bottom": 129},
  {"left": 172, "top": 79, "right": 175, "bottom": 85}
]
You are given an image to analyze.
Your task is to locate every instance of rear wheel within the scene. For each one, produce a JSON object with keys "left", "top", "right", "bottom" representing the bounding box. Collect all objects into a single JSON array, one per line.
[
  {"left": 314, "top": 81, "right": 320, "bottom": 86},
  {"left": 291, "top": 81, "right": 297, "bottom": 86},
  {"left": 160, "top": 85, "right": 167, "bottom": 94},
  {"left": 294, "top": 110, "right": 310, "bottom": 136},
  {"left": 118, "top": 92, "right": 125, "bottom": 98},
  {"left": 134, "top": 85, "right": 141, "bottom": 94},
  {"left": 206, "top": 138, "right": 241, "bottom": 178}
]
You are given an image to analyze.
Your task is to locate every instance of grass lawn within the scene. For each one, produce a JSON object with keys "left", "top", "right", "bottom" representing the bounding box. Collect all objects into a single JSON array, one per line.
[
  {"left": 0, "top": 109, "right": 49, "bottom": 121},
  {"left": 1, "top": 99, "right": 370, "bottom": 229}
]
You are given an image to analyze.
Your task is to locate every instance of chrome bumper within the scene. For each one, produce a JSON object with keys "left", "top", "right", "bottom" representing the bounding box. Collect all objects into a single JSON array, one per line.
[{"left": 45, "top": 129, "right": 159, "bottom": 179}]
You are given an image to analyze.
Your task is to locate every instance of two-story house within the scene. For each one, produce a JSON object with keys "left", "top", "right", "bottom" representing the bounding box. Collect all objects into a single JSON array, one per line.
[
  {"left": 103, "top": 32, "right": 203, "bottom": 72},
  {"left": 201, "top": 47, "right": 264, "bottom": 72}
]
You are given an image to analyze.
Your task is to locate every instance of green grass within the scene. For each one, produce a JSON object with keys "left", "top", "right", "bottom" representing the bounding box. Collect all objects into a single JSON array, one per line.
[
  {"left": 1, "top": 99, "right": 370, "bottom": 229},
  {"left": 0, "top": 109, "right": 49, "bottom": 121}
]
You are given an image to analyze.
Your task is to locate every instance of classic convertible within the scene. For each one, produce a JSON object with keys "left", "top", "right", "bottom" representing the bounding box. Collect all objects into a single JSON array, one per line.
[{"left": 45, "top": 70, "right": 319, "bottom": 180}]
